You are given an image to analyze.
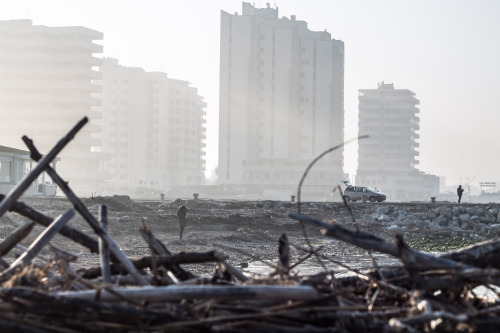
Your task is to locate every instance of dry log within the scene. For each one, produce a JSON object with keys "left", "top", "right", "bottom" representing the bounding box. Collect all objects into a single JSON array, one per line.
[
  {"left": 440, "top": 237, "right": 500, "bottom": 269},
  {"left": 0, "top": 221, "right": 35, "bottom": 256},
  {"left": 56, "top": 285, "right": 320, "bottom": 302},
  {"left": 219, "top": 260, "right": 249, "bottom": 282},
  {"left": 0, "top": 194, "right": 100, "bottom": 255},
  {"left": 0, "top": 287, "right": 175, "bottom": 326},
  {"left": 23, "top": 136, "right": 150, "bottom": 286},
  {"left": 77, "top": 251, "right": 224, "bottom": 279},
  {"left": 139, "top": 225, "right": 195, "bottom": 280},
  {"left": 0, "top": 209, "right": 74, "bottom": 283},
  {"left": 0, "top": 117, "right": 87, "bottom": 218},
  {"left": 289, "top": 212, "right": 472, "bottom": 270}
]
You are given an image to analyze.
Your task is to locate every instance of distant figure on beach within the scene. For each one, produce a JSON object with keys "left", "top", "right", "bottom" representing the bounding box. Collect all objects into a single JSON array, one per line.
[
  {"left": 457, "top": 185, "right": 464, "bottom": 203},
  {"left": 177, "top": 205, "right": 188, "bottom": 239}
]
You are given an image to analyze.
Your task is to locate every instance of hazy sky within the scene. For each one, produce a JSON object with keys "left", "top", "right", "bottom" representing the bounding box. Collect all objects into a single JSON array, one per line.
[{"left": 2, "top": 0, "right": 500, "bottom": 189}]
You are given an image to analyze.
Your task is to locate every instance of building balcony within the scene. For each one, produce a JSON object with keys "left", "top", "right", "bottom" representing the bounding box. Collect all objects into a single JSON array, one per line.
[
  {"left": 0, "top": 39, "right": 103, "bottom": 53},
  {"left": 0, "top": 65, "right": 102, "bottom": 79}
]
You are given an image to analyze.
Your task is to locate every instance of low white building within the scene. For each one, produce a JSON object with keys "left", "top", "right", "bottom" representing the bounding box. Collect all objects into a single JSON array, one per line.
[{"left": 0, "top": 145, "right": 58, "bottom": 196}]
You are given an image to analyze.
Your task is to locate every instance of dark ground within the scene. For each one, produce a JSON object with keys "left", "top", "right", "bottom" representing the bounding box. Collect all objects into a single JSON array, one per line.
[{"left": 0, "top": 196, "right": 485, "bottom": 278}]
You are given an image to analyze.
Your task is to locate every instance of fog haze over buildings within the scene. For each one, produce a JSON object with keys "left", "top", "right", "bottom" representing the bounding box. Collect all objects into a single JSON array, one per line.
[{"left": 1, "top": 1, "right": 500, "bottom": 197}]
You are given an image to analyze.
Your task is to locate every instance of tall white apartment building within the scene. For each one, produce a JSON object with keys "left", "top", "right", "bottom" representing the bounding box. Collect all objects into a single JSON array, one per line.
[
  {"left": 219, "top": 2, "right": 345, "bottom": 199},
  {"left": 98, "top": 59, "right": 206, "bottom": 192},
  {"left": 0, "top": 19, "right": 103, "bottom": 193},
  {"left": 356, "top": 82, "right": 438, "bottom": 201}
]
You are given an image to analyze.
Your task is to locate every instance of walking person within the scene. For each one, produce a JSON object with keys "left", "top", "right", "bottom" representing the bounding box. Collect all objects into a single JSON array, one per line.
[
  {"left": 177, "top": 205, "right": 188, "bottom": 239},
  {"left": 457, "top": 185, "right": 464, "bottom": 203}
]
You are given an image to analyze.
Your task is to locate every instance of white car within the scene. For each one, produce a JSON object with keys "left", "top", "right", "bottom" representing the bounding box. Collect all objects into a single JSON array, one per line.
[{"left": 343, "top": 186, "right": 386, "bottom": 202}]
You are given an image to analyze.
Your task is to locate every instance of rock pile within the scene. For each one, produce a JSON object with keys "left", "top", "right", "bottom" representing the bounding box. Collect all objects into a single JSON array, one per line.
[{"left": 360, "top": 204, "right": 500, "bottom": 238}]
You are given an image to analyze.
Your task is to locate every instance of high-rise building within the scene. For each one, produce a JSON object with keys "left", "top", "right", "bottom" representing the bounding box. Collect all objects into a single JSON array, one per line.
[
  {"left": 97, "top": 58, "right": 206, "bottom": 193},
  {"left": 356, "top": 82, "right": 438, "bottom": 200},
  {"left": 219, "top": 2, "right": 345, "bottom": 199},
  {"left": 0, "top": 19, "right": 103, "bottom": 194}
]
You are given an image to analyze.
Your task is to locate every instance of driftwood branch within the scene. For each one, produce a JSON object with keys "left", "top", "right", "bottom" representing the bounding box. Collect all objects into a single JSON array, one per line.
[
  {"left": 77, "top": 251, "right": 224, "bottom": 279},
  {"left": 219, "top": 260, "right": 249, "bottom": 282},
  {"left": 289, "top": 212, "right": 472, "bottom": 270},
  {"left": 0, "top": 209, "right": 75, "bottom": 283},
  {"left": 139, "top": 225, "right": 195, "bottom": 281},
  {"left": 0, "top": 287, "right": 175, "bottom": 327},
  {"left": 440, "top": 237, "right": 500, "bottom": 269},
  {"left": 98, "top": 205, "right": 111, "bottom": 283},
  {"left": 0, "top": 221, "right": 36, "bottom": 257},
  {"left": 0, "top": 117, "right": 88, "bottom": 218},
  {"left": 56, "top": 285, "right": 320, "bottom": 302},
  {"left": 0, "top": 194, "right": 100, "bottom": 255},
  {"left": 22, "top": 136, "right": 150, "bottom": 286}
]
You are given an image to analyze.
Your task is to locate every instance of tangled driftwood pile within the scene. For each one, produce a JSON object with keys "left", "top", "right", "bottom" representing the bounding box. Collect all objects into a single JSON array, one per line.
[{"left": 0, "top": 118, "right": 500, "bottom": 332}]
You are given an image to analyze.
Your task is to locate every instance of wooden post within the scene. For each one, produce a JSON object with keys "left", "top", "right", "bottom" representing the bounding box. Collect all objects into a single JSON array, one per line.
[{"left": 99, "top": 205, "right": 111, "bottom": 284}]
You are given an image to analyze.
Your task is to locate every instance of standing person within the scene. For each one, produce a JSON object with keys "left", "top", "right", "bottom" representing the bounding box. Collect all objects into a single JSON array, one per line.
[
  {"left": 177, "top": 205, "right": 188, "bottom": 239},
  {"left": 457, "top": 185, "right": 464, "bottom": 203}
]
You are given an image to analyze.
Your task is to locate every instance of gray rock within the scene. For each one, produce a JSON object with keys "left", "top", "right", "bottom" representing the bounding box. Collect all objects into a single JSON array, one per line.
[
  {"left": 429, "top": 222, "right": 442, "bottom": 230},
  {"left": 411, "top": 212, "right": 425, "bottom": 220},
  {"left": 473, "top": 224, "right": 488, "bottom": 236},
  {"left": 394, "top": 219, "right": 410, "bottom": 227},
  {"left": 435, "top": 215, "right": 448, "bottom": 226},
  {"left": 488, "top": 208, "right": 499, "bottom": 216},
  {"left": 459, "top": 206, "right": 467, "bottom": 214},
  {"left": 450, "top": 226, "right": 462, "bottom": 232},
  {"left": 488, "top": 224, "right": 500, "bottom": 236},
  {"left": 262, "top": 201, "right": 273, "bottom": 209},
  {"left": 377, "top": 206, "right": 390, "bottom": 215},
  {"left": 460, "top": 214, "right": 471, "bottom": 223},
  {"left": 438, "top": 206, "right": 452, "bottom": 218},
  {"left": 427, "top": 210, "right": 438, "bottom": 220},
  {"left": 470, "top": 215, "right": 480, "bottom": 224},
  {"left": 378, "top": 214, "right": 392, "bottom": 223},
  {"left": 414, "top": 220, "right": 425, "bottom": 229},
  {"left": 461, "top": 222, "right": 470, "bottom": 230},
  {"left": 325, "top": 204, "right": 334, "bottom": 210},
  {"left": 473, "top": 223, "right": 486, "bottom": 232},
  {"left": 466, "top": 207, "right": 485, "bottom": 217},
  {"left": 480, "top": 225, "right": 488, "bottom": 236},
  {"left": 449, "top": 220, "right": 460, "bottom": 228},
  {"left": 452, "top": 208, "right": 461, "bottom": 217},
  {"left": 397, "top": 209, "right": 408, "bottom": 217},
  {"left": 363, "top": 214, "right": 376, "bottom": 222},
  {"left": 497, "top": 212, "right": 500, "bottom": 223},
  {"left": 480, "top": 215, "right": 497, "bottom": 224},
  {"left": 387, "top": 225, "right": 401, "bottom": 230}
]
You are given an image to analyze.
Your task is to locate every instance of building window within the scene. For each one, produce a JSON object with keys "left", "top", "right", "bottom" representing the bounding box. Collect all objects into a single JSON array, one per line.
[{"left": 0, "top": 160, "right": 12, "bottom": 183}]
